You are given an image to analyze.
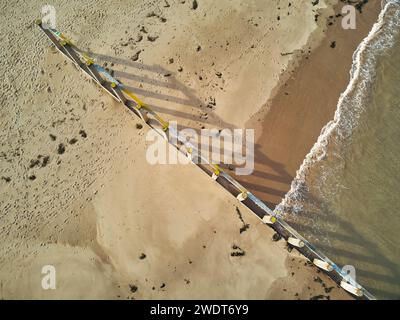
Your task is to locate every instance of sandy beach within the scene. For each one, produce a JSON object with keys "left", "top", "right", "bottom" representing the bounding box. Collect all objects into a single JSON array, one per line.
[
  {"left": 236, "top": 1, "right": 383, "bottom": 208},
  {"left": 0, "top": 0, "right": 380, "bottom": 299}
]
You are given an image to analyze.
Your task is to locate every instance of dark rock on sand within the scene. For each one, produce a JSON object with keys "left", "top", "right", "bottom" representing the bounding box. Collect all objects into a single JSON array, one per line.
[
  {"left": 79, "top": 130, "right": 87, "bottom": 138},
  {"left": 29, "top": 159, "right": 40, "bottom": 169},
  {"left": 129, "top": 284, "right": 138, "bottom": 293},
  {"left": 41, "top": 156, "right": 50, "bottom": 167},
  {"left": 131, "top": 50, "right": 142, "bottom": 62},
  {"left": 139, "top": 253, "right": 146, "bottom": 259},
  {"left": 57, "top": 143, "right": 65, "bottom": 155},
  {"left": 147, "top": 35, "right": 159, "bottom": 42}
]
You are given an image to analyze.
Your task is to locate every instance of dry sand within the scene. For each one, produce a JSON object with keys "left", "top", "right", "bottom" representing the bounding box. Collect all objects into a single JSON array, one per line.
[{"left": 0, "top": 0, "right": 358, "bottom": 299}]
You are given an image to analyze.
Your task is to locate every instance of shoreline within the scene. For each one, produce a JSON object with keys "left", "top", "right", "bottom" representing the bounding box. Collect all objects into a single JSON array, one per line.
[
  {"left": 0, "top": 0, "right": 352, "bottom": 299},
  {"left": 236, "top": 0, "right": 383, "bottom": 208}
]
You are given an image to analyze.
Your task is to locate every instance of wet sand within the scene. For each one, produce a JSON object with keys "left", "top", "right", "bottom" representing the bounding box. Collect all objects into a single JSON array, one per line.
[{"left": 236, "top": 1, "right": 383, "bottom": 208}]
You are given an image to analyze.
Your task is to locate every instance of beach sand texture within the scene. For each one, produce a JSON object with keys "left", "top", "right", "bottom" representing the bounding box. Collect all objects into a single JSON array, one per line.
[{"left": 0, "top": 0, "right": 372, "bottom": 299}]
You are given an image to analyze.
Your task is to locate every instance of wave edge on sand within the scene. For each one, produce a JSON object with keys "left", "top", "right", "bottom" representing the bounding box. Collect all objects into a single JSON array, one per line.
[{"left": 276, "top": 0, "right": 400, "bottom": 216}]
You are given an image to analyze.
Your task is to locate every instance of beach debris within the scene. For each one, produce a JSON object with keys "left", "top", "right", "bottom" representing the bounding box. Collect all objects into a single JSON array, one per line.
[
  {"left": 49, "top": 134, "right": 57, "bottom": 141},
  {"left": 41, "top": 156, "right": 50, "bottom": 167},
  {"left": 312, "top": 0, "right": 319, "bottom": 6},
  {"left": 147, "top": 35, "right": 159, "bottom": 42},
  {"left": 192, "top": 0, "right": 198, "bottom": 10},
  {"left": 139, "top": 26, "right": 148, "bottom": 33},
  {"left": 231, "top": 244, "right": 246, "bottom": 257},
  {"left": 330, "top": 41, "right": 336, "bottom": 48},
  {"left": 215, "top": 71, "right": 222, "bottom": 78},
  {"left": 131, "top": 50, "right": 142, "bottom": 61},
  {"left": 168, "top": 58, "right": 174, "bottom": 64},
  {"left": 1, "top": 176, "right": 11, "bottom": 183},
  {"left": 79, "top": 130, "right": 87, "bottom": 138},
  {"left": 28, "top": 175, "right": 36, "bottom": 181},
  {"left": 164, "top": 73, "right": 172, "bottom": 77},
  {"left": 146, "top": 11, "right": 167, "bottom": 23},
  {"left": 57, "top": 143, "right": 65, "bottom": 155},
  {"left": 164, "top": 0, "right": 170, "bottom": 8},
  {"left": 178, "top": 66, "right": 183, "bottom": 72},
  {"left": 129, "top": 284, "right": 138, "bottom": 293},
  {"left": 160, "top": 283, "right": 166, "bottom": 289},
  {"left": 68, "top": 138, "right": 78, "bottom": 145},
  {"left": 29, "top": 158, "right": 41, "bottom": 169},
  {"left": 324, "top": 286, "right": 334, "bottom": 294},
  {"left": 235, "top": 207, "right": 250, "bottom": 234},
  {"left": 139, "top": 253, "right": 146, "bottom": 259},
  {"left": 136, "top": 123, "right": 143, "bottom": 129},
  {"left": 207, "top": 97, "right": 216, "bottom": 108},
  {"left": 196, "top": 45, "right": 201, "bottom": 52}
]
